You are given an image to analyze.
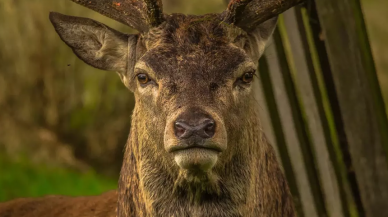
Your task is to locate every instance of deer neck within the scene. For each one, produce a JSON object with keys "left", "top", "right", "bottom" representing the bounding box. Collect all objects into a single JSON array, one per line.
[{"left": 117, "top": 110, "right": 295, "bottom": 217}]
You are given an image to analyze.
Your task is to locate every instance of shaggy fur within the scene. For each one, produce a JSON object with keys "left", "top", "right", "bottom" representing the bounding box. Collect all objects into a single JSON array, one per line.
[
  {"left": 0, "top": 9, "right": 295, "bottom": 217},
  {"left": 0, "top": 191, "right": 117, "bottom": 217}
]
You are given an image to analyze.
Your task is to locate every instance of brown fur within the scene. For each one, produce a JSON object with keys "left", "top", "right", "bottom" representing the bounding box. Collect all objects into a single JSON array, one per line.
[
  {"left": 0, "top": 5, "right": 296, "bottom": 217},
  {"left": 0, "top": 191, "right": 117, "bottom": 217}
]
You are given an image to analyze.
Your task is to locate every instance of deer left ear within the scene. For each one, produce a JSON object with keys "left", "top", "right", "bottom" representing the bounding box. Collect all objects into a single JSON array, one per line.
[
  {"left": 245, "top": 17, "right": 278, "bottom": 61},
  {"left": 49, "top": 12, "right": 136, "bottom": 74}
]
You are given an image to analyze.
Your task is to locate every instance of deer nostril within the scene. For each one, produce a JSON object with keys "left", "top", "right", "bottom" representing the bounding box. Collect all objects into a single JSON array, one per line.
[
  {"left": 174, "top": 122, "right": 187, "bottom": 138},
  {"left": 203, "top": 120, "right": 215, "bottom": 138}
]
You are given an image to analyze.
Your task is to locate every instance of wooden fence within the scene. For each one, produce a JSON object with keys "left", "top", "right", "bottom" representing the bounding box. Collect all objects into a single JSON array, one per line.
[{"left": 256, "top": 0, "right": 388, "bottom": 216}]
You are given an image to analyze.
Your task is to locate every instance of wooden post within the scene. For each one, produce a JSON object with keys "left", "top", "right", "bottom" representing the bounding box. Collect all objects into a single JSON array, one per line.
[
  {"left": 254, "top": 62, "right": 279, "bottom": 160},
  {"left": 262, "top": 27, "right": 329, "bottom": 216},
  {"left": 257, "top": 54, "right": 305, "bottom": 216},
  {"left": 283, "top": 7, "right": 349, "bottom": 217},
  {"left": 303, "top": 1, "right": 365, "bottom": 215},
  {"left": 314, "top": 0, "right": 388, "bottom": 216}
]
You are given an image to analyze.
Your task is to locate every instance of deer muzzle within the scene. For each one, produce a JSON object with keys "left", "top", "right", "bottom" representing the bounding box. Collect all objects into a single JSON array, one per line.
[{"left": 164, "top": 107, "right": 227, "bottom": 172}]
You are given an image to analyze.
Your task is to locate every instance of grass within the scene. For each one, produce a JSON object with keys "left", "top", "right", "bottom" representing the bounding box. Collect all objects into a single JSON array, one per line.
[{"left": 0, "top": 156, "right": 117, "bottom": 202}]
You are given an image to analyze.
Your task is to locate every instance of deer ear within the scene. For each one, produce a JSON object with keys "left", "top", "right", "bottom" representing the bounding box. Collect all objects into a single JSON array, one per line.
[
  {"left": 254, "top": 17, "right": 278, "bottom": 42},
  {"left": 244, "top": 17, "right": 278, "bottom": 61},
  {"left": 49, "top": 12, "right": 136, "bottom": 74}
]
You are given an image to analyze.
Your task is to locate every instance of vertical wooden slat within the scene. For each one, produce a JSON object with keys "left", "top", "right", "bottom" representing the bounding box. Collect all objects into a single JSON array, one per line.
[
  {"left": 253, "top": 70, "right": 278, "bottom": 160},
  {"left": 257, "top": 55, "right": 305, "bottom": 216},
  {"left": 277, "top": 23, "right": 329, "bottom": 217},
  {"left": 264, "top": 29, "right": 320, "bottom": 217},
  {"left": 314, "top": 0, "right": 388, "bottom": 216},
  {"left": 283, "top": 7, "right": 349, "bottom": 217},
  {"left": 304, "top": 2, "right": 364, "bottom": 215}
]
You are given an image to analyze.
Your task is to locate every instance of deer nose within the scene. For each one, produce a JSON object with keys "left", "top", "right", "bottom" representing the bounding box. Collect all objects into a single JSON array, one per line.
[{"left": 174, "top": 118, "right": 215, "bottom": 139}]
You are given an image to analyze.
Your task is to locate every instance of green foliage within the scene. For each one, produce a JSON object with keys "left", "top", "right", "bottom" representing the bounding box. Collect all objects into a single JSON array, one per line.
[
  {"left": 0, "top": 0, "right": 134, "bottom": 176},
  {"left": 0, "top": 156, "right": 116, "bottom": 202}
]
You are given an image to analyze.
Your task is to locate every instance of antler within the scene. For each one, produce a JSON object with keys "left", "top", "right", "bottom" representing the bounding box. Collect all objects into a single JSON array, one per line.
[
  {"left": 224, "top": 0, "right": 305, "bottom": 31},
  {"left": 70, "top": 0, "right": 164, "bottom": 32}
]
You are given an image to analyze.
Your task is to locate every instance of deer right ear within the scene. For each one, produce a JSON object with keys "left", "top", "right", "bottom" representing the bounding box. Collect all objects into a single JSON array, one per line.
[
  {"left": 245, "top": 17, "right": 278, "bottom": 60},
  {"left": 49, "top": 12, "right": 138, "bottom": 85}
]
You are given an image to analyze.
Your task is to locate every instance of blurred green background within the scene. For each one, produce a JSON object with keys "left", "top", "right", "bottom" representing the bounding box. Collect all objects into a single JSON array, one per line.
[{"left": 0, "top": 0, "right": 386, "bottom": 202}]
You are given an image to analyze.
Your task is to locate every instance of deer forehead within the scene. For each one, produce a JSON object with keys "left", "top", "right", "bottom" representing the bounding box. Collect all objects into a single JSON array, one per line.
[
  {"left": 136, "top": 14, "right": 255, "bottom": 82},
  {"left": 144, "top": 14, "right": 240, "bottom": 48}
]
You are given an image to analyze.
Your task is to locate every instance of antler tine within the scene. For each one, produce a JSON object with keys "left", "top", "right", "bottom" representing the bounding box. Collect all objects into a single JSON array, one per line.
[
  {"left": 223, "top": 0, "right": 253, "bottom": 24},
  {"left": 143, "top": 0, "right": 164, "bottom": 27},
  {"left": 70, "top": 0, "right": 164, "bottom": 32},
  {"left": 224, "top": 0, "right": 305, "bottom": 31}
]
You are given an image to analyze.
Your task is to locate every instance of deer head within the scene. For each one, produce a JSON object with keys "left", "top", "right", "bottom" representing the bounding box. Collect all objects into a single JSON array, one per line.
[{"left": 50, "top": 0, "right": 301, "bottom": 216}]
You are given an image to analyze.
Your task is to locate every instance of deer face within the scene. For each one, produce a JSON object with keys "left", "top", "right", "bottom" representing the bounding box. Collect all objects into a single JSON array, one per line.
[
  {"left": 50, "top": 2, "right": 277, "bottom": 180},
  {"left": 132, "top": 14, "right": 277, "bottom": 174}
]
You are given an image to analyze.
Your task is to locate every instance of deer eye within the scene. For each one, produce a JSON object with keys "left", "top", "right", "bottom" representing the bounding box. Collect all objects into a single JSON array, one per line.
[
  {"left": 137, "top": 73, "right": 150, "bottom": 84},
  {"left": 241, "top": 71, "right": 255, "bottom": 84}
]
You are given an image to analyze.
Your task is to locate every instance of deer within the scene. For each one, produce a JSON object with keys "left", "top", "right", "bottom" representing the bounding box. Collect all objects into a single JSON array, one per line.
[{"left": 0, "top": 0, "right": 304, "bottom": 216}]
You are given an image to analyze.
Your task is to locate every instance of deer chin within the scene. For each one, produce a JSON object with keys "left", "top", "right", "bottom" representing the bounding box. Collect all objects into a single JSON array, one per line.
[{"left": 173, "top": 148, "right": 219, "bottom": 172}]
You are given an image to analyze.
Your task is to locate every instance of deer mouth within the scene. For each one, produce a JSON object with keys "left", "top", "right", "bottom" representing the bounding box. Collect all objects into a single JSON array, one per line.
[
  {"left": 168, "top": 141, "right": 223, "bottom": 172},
  {"left": 168, "top": 143, "right": 223, "bottom": 153}
]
